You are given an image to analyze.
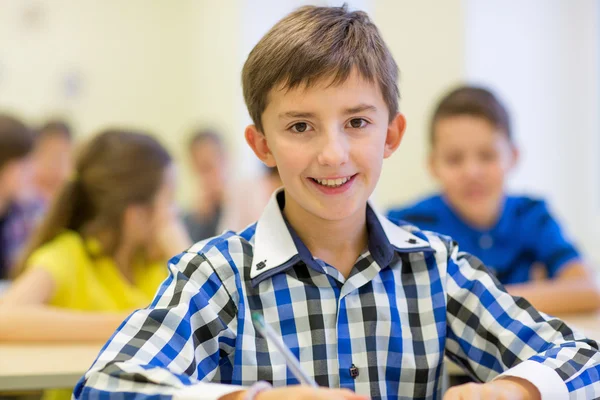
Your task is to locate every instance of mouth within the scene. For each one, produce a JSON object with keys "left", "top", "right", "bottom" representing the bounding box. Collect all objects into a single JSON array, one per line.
[
  {"left": 310, "top": 175, "right": 353, "bottom": 187},
  {"left": 307, "top": 174, "right": 357, "bottom": 193},
  {"left": 463, "top": 187, "right": 489, "bottom": 198}
]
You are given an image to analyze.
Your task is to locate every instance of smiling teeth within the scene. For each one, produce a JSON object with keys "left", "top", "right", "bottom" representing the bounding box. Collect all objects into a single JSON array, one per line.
[{"left": 314, "top": 177, "right": 350, "bottom": 187}]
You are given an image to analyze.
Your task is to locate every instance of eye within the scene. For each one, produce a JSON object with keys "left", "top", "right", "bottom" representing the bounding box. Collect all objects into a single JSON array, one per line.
[
  {"left": 445, "top": 153, "right": 463, "bottom": 165},
  {"left": 347, "top": 118, "right": 368, "bottom": 129},
  {"left": 480, "top": 150, "right": 498, "bottom": 162},
  {"left": 290, "top": 122, "right": 312, "bottom": 133}
]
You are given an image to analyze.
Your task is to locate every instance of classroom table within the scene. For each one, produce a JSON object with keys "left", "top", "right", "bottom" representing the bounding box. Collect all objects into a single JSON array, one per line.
[
  {"left": 0, "top": 342, "right": 103, "bottom": 391},
  {"left": 0, "top": 313, "right": 599, "bottom": 392}
]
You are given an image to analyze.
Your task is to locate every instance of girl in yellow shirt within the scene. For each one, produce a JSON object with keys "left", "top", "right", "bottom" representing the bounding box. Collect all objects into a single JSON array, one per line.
[{"left": 0, "top": 129, "right": 192, "bottom": 342}]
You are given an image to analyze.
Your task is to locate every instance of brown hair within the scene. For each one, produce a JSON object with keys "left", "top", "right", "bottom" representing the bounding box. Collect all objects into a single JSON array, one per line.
[
  {"left": 15, "top": 129, "right": 172, "bottom": 274},
  {"left": 188, "top": 128, "right": 224, "bottom": 154},
  {"left": 242, "top": 4, "right": 399, "bottom": 133},
  {"left": 430, "top": 85, "right": 512, "bottom": 145},
  {"left": 36, "top": 119, "right": 73, "bottom": 142},
  {"left": 0, "top": 113, "right": 34, "bottom": 170}
]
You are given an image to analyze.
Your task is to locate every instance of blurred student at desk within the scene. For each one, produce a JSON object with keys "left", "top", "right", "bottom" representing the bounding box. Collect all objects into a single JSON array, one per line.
[
  {"left": 0, "top": 129, "right": 191, "bottom": 400},
  {"left": 388, "top": 86, "right": 600, "bottom": 315},
  {"left": 183, "top": 129, "right": 229, "bottom": 242},
  {"left": 0, "top": 129, "right": 191, "bottom": 342},
  {"left": 29, "top": 120, "right": 75, "bottom": 206},
  {"left": 0, "top": 114, "right": 38, "bottom": 280}
]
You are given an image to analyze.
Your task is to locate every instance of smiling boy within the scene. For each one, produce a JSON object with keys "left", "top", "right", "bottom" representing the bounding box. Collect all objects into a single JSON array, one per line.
[
  {"left": 75, "top": 6, "right": 600, "bottom": 400},
  {"left": 387, "top": 86, "right": 600, "bottom": 315}
]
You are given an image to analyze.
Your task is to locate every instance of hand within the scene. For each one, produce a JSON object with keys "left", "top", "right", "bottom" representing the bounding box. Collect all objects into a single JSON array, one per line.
[
  {"left": 443, "top": 378, "right": 541, "bottom": 400},
  {"left": 224, "top": 385, "right": 369, "bottom": 400}
]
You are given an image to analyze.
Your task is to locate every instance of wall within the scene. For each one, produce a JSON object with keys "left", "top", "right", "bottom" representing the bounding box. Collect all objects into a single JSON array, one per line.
[
  {"left": 372, "top": 0, "right": 465, "bottom": 209},
  {"left": 1, "top": 1, "right": 597, "bottom": 266}
]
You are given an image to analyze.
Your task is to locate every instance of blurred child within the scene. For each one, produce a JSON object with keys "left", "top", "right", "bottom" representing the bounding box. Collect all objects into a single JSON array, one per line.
[
  {"left": 0, "top": 129, "right": 191, "bottom": 399},
  {"left": 0, "top": 114, "right": 36, "bottom": 279},
  {"left": 387, "top": 86, "right": 600, "bottom": 315},
  {"left": 0, "top": 128, "right": 191, "bottom": 338},
  {"left": 75, "top": 7, "right": 600, "bottom": 400},
  {"left": 184, "top": 128, "right": 228, "bottom": 241},
  {"left": 31, "top": 119, "right": 74, "bottom": 204}
]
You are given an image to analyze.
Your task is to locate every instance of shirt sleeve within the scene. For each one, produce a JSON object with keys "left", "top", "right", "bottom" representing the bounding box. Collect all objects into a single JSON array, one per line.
[
  {"left": 73, "top": 250, "right": 243, "bottom": 400},
  {"left": 26, "top": 242, "right": 74, "bottom": 302},
  {"left": 444, "top": 238, "right": 600, "bottom": 398},
  {"left": 526, "top": 200, "right": 581, "bottom": 277}
]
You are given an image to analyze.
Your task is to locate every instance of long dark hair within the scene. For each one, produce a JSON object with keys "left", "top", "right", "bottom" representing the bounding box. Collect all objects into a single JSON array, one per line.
[{"left": 14, "top": 129, "right": 172, "bottom": 275}]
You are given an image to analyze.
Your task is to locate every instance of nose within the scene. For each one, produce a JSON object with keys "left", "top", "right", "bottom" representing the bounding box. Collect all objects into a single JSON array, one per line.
[
  {"left": 316, "top": 127, "right": 349, "bottom": 167},
  {"left": 463, "top": 157, "right": 483, "bottom": 179}
]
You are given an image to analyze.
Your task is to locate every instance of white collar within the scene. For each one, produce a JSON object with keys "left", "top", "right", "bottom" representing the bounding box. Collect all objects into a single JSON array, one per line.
[{"left": 250, "top": 188, "right": 433, "bottom": 281}]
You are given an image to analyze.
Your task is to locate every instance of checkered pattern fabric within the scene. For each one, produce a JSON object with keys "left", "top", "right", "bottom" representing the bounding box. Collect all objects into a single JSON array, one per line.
[{"left": 74, "top": 191, "right": 600, "bottom": 400}]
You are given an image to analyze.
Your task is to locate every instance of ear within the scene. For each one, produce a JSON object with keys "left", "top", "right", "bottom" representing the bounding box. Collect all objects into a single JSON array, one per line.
[
  {"left": 383, "top": 113, "right": 407, "bottom": 158},
  {"left": 245, "top": 125, "right": 277, "bottom": 167},
  {"left": 508, "top": 144, "right": 519, "bottom": 171}
]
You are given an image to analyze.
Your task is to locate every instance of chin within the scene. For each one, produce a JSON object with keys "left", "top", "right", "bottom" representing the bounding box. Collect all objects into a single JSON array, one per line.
[{"left": 316, "top": 200, "right": 364, "bottom": 221}]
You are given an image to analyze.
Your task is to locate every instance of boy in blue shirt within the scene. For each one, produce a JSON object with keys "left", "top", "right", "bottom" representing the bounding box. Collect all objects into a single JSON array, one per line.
[
  {"left": 75, "top": 6, "right": 600, "bottom": 400},
  {"left": 387, "top": 86, "right": 600, "bottom": 315}
]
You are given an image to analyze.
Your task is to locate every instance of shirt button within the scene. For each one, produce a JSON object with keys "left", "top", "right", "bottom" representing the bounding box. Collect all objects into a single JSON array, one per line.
[
  {"left": 479, "top": 234, "right": 494, "bottom": 249},
  {"left": 349, "top": 364, "right": 359, "bottom": 379}
]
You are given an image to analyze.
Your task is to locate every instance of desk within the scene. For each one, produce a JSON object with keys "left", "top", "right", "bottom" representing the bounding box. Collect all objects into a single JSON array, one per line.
[
  {"left": 446, "top": 312, "right": 600, "bottom": 376},
  {"left": 0, "top": 343, "right": 103, "bottom": 391}
]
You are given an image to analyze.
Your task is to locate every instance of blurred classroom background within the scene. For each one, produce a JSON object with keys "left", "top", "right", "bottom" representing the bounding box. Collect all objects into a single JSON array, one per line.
[
  {"left": 0, "top": 0, "right": 598, "bottom": 265},
  {"left": 0, "top": 0, "right": 599, "bottom": 397}
]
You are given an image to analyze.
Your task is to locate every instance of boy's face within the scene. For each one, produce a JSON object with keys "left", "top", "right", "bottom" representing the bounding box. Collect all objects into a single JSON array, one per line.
[
  {"left": 190, "top": 140, "right": 227, "bottom": 201},
  {"left": 0, "top": 157, "right": 32, "bottom": 203},
  {"left": 246, "top": 70, "right": 405, "bottom": 223},
  {"left": 430, "top": 115, "right": 517, "bottom": 224},
  {"left": 33, "top": 134, "right": 73, "bottom": 192}
]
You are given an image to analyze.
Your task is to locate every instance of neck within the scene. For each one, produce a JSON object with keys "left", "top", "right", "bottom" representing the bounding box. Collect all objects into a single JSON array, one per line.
[
  {"left": 283, "top": 193, "right": 368, "bottom": 278},
  {"left": 464, "top": 214, "right": 498, "bottom": 230},
  {"left": 113, "top": 242, "right": 137, "bottom": 280},
  {"left": 95, "top": 230, "right": 136, "bottom": 280},
  {"left": 196, "top": 191, "right": 223, "bottom": 216},
  {"left": 449, "top": 198, "right": 504, "bottom": 230}
]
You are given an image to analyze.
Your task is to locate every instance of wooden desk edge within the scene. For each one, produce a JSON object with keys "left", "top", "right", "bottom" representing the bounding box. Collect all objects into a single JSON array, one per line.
[{"left": 0, "top": 372, "right": 82, "bottom": 391}]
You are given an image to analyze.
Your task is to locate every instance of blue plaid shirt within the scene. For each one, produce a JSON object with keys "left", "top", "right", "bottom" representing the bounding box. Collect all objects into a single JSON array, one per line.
[{"left": 75, "top": 191, "right": 600, "bottom": 399}]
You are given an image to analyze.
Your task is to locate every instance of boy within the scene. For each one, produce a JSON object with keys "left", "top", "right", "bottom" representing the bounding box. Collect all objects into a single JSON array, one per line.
[
  {"left": 75, "top": 6, "right": 600, "bottom": 400},
  {"left": 184, "top": 129, "right": 229, "bottom": 241},
  {"left": 387, "top": 86, "right": 600, "bottom": 315},
  {"left": 0, "top": 114, "right": 36, "bottom": 279},
  {"left": 31, "top": 119, "right": 74, "bottom": 205}
]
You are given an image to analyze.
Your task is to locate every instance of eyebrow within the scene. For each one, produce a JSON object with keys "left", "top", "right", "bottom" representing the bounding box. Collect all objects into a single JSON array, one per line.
[
  {"left": 279, "top": 111, "right": 316, "bottom": 119},
  {"left": 278, "top": 104, "right": 378, "bottom": 120},
  {"left": 343, "top": 104, "right": 378, "bottom": 115}
]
